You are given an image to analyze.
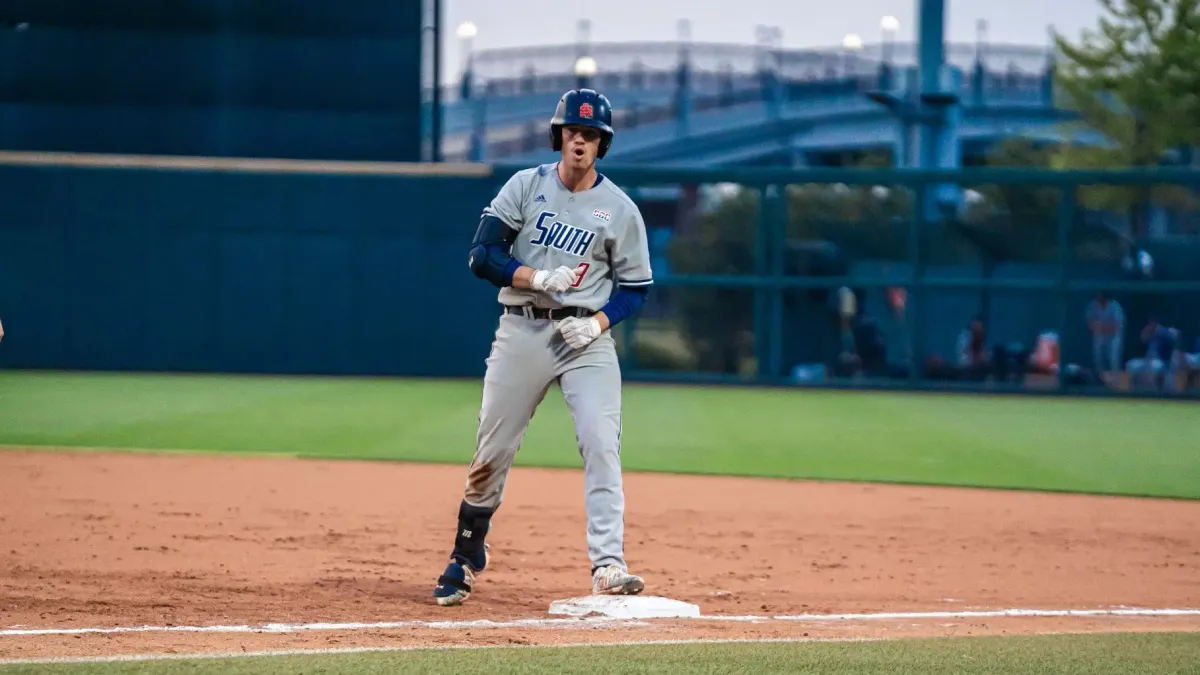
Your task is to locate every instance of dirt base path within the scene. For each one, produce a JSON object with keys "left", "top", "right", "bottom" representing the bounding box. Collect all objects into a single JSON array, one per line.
[{"left": 2, "top": 450, "right": 1198, "bottom": 660}]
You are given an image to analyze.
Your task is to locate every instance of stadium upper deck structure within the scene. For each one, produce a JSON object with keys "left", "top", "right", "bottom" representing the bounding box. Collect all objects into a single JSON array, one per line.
[{"left": 439, "top": 36, "right": 1088, "bottom": 168}]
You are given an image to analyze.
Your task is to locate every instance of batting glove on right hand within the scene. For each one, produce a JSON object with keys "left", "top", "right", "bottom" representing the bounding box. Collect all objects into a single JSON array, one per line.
[
  {"left": 531, "top": 265, "right": 580, "bottom": 293},
  {"left": 557, "top": 316, "right": 602, "bottom": 350}
]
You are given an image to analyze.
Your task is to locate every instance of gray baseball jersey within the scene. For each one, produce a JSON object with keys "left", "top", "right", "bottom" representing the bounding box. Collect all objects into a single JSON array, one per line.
[{"left": 483, "top": 163, "right": 653, "bottom": 310}]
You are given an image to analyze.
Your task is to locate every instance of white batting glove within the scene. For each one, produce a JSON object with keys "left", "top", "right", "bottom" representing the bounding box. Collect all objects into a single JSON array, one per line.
[
  {"left": 530, "top": 265, "right": 580, "bottom": 293},
  {"left": 557, "top": 316, "right": 602, "bottom": 349}
]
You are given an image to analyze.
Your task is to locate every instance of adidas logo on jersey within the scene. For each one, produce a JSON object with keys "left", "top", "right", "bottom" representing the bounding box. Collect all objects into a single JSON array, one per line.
[
  {"left": 534, "top": 194, "right": 547, "bottom": 203},
  {"left": 530, "top": 211, "right": 596, "bottom": 257}
]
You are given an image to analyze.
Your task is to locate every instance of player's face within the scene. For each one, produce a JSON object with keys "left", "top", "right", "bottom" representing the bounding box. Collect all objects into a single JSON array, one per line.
[{"left": 561, "top": 125, "right": 600, "bottom": 169}]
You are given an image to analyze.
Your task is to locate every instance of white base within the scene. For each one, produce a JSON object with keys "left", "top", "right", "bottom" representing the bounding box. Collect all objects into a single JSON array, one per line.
[{"left": 547, "top": 595, "right": 701, "bottom": 619}]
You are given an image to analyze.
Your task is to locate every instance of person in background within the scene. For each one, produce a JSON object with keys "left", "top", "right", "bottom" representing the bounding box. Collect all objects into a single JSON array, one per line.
[
  {"left": 1124, "top": 316, "right": 1175, "bottom": 389},
  {"left": 0, "top": 316, "right": 4, "bottom": 343},
  {"left": 1086, "top": 291, "right": 1124, "bottom": 382},
  {"left": 1170, "top": 334, "right": 1200, "bottom": 391},
  {"left": 1027, "top": 330, "right": 1061, "bottom": 376},
  {"left": 956, "top": 315, "right": 991, "bottom": 380},
  {"left": 831, "top": 286, "right": 861, "bottom": 377}
]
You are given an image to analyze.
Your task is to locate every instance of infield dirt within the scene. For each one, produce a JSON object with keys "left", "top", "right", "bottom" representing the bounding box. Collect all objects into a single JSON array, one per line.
[{"left": 2, "top": 449, "right": 1198, "bottom": 660}]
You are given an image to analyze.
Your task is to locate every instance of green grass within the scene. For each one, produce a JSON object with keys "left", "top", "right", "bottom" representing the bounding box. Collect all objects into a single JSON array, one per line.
[
  {"left": 4, "top": 633, "right": 1200, "bottom": 674},
  {"left": 2, "top": 370, "right": 1199, "bottom": 498}
]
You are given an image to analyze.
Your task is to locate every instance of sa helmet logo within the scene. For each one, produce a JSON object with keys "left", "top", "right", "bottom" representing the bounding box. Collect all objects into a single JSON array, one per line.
[{"left": 579, "top": 102, "right": 593, "bottom": 119}]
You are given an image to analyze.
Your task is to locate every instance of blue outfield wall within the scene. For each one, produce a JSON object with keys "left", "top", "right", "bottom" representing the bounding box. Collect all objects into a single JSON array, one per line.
[
  {"left": 2, "top": 158, "right": 1198, "bottom": 387},
  {"left": 0, "top": 160, "right": 505, "bottom": 377},
  {"left": 0, "top": 0, "right": 432, "bottom": 162}
]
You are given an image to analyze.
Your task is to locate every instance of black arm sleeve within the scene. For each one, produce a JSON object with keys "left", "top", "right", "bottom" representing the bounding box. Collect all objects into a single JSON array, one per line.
[{"left": 468, "top": 215, "right": 523, "bottom": 288}]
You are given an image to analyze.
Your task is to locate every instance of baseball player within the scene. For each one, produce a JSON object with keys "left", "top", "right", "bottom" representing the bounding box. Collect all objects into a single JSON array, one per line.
[{"left": 433, "top": 89, "right": 653, "bottom": 607}]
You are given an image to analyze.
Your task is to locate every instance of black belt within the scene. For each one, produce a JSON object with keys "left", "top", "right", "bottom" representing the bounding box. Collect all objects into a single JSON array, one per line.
[{"left": 504, "top": 305, "right": 594, "bottom": 320}]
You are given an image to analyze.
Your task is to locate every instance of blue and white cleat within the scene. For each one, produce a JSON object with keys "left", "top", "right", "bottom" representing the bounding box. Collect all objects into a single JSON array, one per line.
[{"left": 433, "top": 545, "right": 489, "bottom": 607}]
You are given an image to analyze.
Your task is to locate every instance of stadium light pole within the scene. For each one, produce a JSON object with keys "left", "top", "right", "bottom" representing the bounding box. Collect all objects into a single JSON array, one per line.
[
  {"left": 456, "top": 20, "right": 478, "bottom": 107},
  {"left": 456, "top": 21, "right": 477, "bottom": 75},
  {"left": 424, "top": 0, "right": 444, "bottom": 162},
  {"left": 975, "top": 18, "right": 988, "bottom": 62},
  {"left": 677, "top": 18, "right": 692, "bottom": 43},
  {"left": 455, "top": 21, "right": 486, "bottom": 161},
  {"left": 576, "top": 18, "right": 592, "bottom": 61},
  {"left": 842, "top": 33, "right": 863, "bottom": 77},
  {"left": 881, "top": 16, "right": 899, "bottom": 64},
  {"left": 574, "top": 55, "right": 597, "bottom": 90}
]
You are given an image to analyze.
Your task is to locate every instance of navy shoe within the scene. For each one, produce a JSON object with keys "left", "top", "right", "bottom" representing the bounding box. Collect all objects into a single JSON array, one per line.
[{"left": 433, "top": 545, "right": 489, "bottom": 607}]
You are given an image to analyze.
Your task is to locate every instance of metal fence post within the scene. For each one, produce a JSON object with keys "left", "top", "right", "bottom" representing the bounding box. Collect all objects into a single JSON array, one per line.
[
  {"left": 908, "top": 178, "right": 926, "bottom": 383},
  {"left": 1056, "top": 181, "right": 1076, "bottom": 392},
  {"left": 755, "top": 184, "right": 772, "bottom": 377},
  {"left": 768, "top": 184, "right": 786, "bottom": 380}
]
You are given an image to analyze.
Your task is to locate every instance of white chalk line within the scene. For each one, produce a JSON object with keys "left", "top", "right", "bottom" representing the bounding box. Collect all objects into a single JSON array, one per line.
[
  {"left": 2, "top": 606, "right": 1197, "bottom": 638},
  {"left": 0, "top": 637, "right": 880, "bottom": 666},
  {"left": 2, "top": 607, "right": 1197, "bottom": 667},
  {"left": 0, "top": 616, "right": 643, "bottom": 637},
  {"left": 698, "top": 607, "right": 1200, "bottom": 623}
]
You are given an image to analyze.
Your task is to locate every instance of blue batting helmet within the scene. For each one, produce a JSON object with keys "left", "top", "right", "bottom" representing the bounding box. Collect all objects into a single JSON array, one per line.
[{"left": 549, "top": 89, "right": 614, "bottom": 159}]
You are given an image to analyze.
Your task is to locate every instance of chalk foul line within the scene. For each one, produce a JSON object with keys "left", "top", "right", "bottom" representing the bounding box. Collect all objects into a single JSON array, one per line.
[
  {"left": 3, "top": 606, "right": 1198, "bottom": 637},
  {"left": 699, "top": 607, "right": 1200, "bottom": 622},
  {"left": 0, "top": 637, "right": 882, "bottom": 666},
  {"left": 0, "top": 617, "right": 645, "bottom": 637}
]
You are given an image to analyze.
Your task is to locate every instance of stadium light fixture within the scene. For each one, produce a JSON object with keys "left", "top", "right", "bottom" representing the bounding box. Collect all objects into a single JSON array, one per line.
[{"left": 574, "top": 56, "right": 598, "bottom": 77}]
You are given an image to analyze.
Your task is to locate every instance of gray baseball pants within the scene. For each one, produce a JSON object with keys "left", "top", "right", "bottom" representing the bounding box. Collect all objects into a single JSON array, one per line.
[{"left": 461, "top": 310, "right": 626, "bottom": 570}]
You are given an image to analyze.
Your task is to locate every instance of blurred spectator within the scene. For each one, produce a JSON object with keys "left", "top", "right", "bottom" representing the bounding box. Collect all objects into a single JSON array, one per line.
[
  {"left": 992, "top": 340, "right": 1033, "bottom": 383},
  {"left": 885, "top": 286, "right": 911, "bottom": 367},
  {"left": 835, "top": 287, "right": 857, "bottom": 345},
  {"left": 1169, "top": 334, "right": 1200, "bottom": 392},
  {"left": 956, "top": 315, "right": 991, "bottom": 380},
  {"left": 1124, "top": 316, "right": 1176, "bottom": 389},
  {"left": 1085, "top": 291, "right": 1124, "bottom": 381},
  {"left": 851, "top": 317, "right": 890, "bottom": 378},
  {"left": 0, "top": 315, "right": 4, "bottom": 343},
  {"left": 1027, "top": 330, "right": 1060, "bottom": 375},
  {"left": 831, "top": 286, "right": 861, "bottom": 377}
]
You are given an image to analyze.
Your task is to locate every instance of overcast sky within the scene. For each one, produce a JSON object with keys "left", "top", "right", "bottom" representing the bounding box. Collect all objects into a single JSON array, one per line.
[{"left": 439, "top": 0, "right": 1103, "bottom": 79}]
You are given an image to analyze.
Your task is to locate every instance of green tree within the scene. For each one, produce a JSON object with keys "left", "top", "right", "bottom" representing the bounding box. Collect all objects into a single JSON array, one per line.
[
  {"left": 1051, "top": 0, "right": 1200, "bottom": 230},
  {"left": 665, "top": 177, "right": 912, "bottom": 374},
  {"left": 665, "top": 186, "right": 759, "bottom": 374},
  {"left": 971, "top": 138, "right": 1060, "bottom": 222},
  {"left": 957, "top": 138, "right": 1063, "bottom": 262},
  {"left": 962, "top": 137, "right": 1131, "bottom": 263}
]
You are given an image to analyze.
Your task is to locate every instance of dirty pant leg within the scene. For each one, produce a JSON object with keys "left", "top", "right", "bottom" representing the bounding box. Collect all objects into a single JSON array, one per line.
[{"left": 463, "top": 313, "right": 555, "bottom": 510}]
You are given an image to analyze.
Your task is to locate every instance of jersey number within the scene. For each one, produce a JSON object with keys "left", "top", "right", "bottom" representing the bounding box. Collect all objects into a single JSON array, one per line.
[{"left": 571, "top": 263, "right": 591, "bottom": 287}]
